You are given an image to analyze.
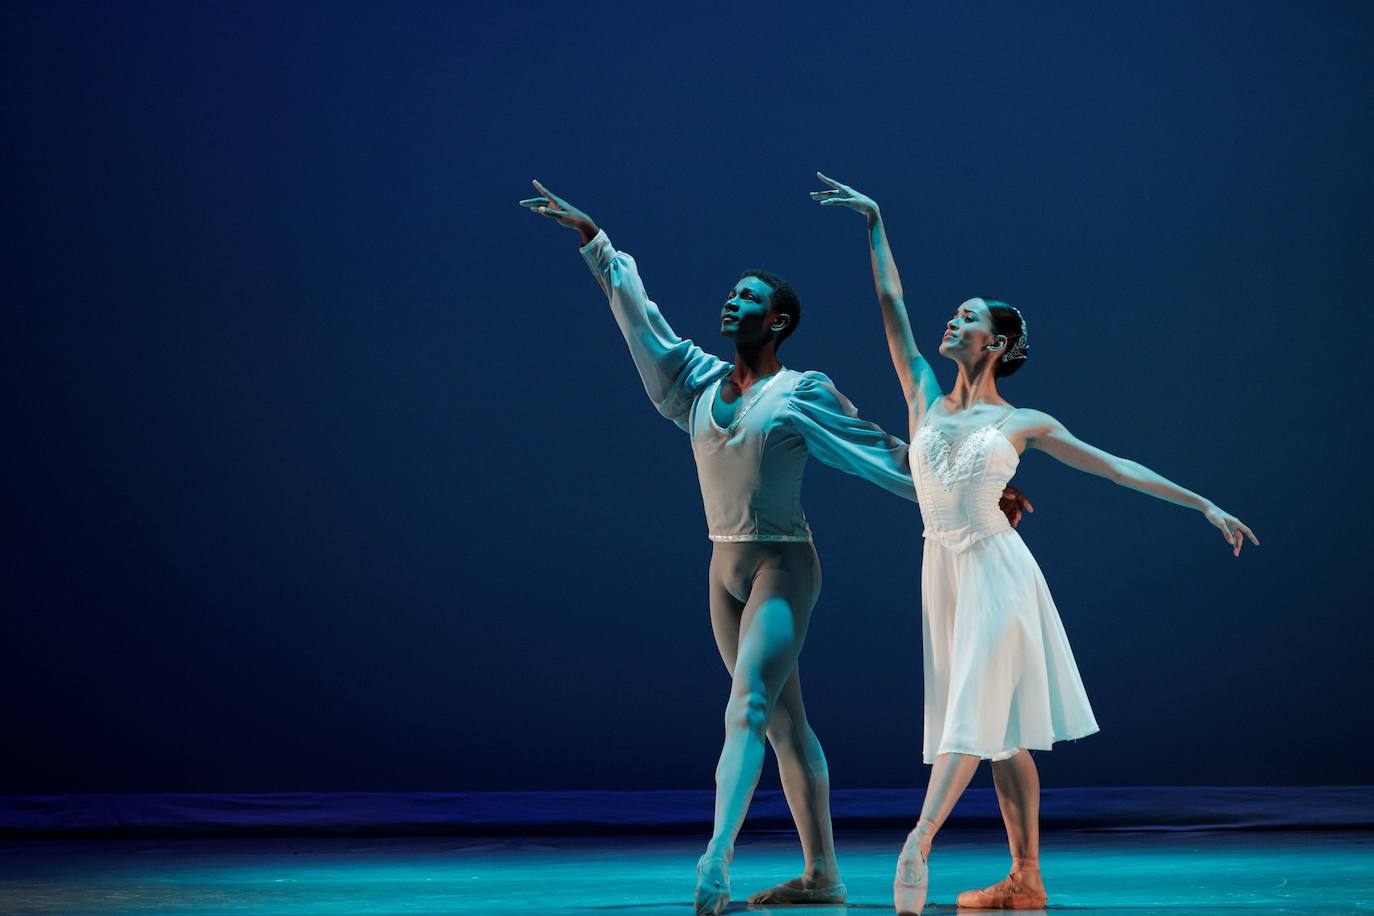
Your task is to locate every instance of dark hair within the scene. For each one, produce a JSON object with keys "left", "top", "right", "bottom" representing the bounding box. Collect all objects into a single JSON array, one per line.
[
  {"left": 982, "top": 298, "right": 1029, "bottom": 378},
  {"left": 740, "top": 269, "right": 801, "bottom": 347}
]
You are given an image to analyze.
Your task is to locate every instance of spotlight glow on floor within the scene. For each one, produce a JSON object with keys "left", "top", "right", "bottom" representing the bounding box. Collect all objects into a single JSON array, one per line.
[{"left": 1, "top": 829, "right": 1370, "bottom": 914}]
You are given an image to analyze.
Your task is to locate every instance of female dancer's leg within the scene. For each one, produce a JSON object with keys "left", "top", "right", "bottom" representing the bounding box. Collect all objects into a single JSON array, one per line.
[
  {"left": 895, "top": 751, "right": 980, "bottom": 914},
  {"left": 953, "top": 750, "right": 1048, "bottom": 907}
]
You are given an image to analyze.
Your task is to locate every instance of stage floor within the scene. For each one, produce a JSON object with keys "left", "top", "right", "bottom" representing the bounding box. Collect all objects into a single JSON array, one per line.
[{"left": 1, "top": 828, "right": 1370, "bottom": 914}]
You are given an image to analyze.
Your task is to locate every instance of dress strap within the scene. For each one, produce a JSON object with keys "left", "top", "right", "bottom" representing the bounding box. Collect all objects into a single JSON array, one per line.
[
  {"left": 918, "top": 398, "right": 942, "bottom": 429},
  {"left": 992, "top": 407, "right": 1018, "bottom": 428}
]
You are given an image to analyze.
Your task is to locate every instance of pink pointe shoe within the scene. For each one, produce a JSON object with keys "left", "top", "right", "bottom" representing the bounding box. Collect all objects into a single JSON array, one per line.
[
  {"left": 893, "top": 827, "right": 930, "bottom": 915},
  {"left": 955, "top": 873, "right": 1048, "bottom": 910}
]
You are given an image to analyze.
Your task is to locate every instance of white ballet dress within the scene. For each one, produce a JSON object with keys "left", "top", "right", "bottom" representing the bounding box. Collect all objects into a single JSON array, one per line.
[{"left": 913, "top": 406, "right": 1099, "bottom": 763}]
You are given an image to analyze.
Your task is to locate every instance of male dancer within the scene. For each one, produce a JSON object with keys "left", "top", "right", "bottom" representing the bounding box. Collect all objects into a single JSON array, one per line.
[{"left": 521, "top": 180, "right": 1029, "bottom": 915}]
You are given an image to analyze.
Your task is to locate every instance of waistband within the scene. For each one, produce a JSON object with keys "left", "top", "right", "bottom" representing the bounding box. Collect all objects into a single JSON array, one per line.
[{"left": 709, "top": 533, "right": 814, "bottom": 543}]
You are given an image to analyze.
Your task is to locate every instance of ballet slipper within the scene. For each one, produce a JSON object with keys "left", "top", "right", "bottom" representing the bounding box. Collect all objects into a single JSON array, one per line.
[
  {"left": 955, "top": 872, "right": 1048, "bottom": 909},
  {"left": 746, "top": 875, "right": 848, "bottom": 905},
  {"left": 893, "top": 827, "right": 930, "bottom": 915},
  {"left": 694, "top": 853, "right": 731, "bottom": 916}
]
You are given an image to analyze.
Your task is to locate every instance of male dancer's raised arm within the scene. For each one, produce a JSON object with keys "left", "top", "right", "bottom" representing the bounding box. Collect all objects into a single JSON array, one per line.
[{"left": 521, "top": 180, "right": 728, "bottom": 431}]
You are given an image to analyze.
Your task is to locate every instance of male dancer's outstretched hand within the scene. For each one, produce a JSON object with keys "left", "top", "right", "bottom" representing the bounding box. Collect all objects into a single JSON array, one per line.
[{"left": 520, "top": 180, "right": 600, "bottom": 245}]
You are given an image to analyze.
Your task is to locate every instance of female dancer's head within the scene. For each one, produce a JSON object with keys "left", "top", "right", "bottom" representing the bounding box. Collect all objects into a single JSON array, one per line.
[
  {"left": 721, "top": 269, "right": 801, "bottom": 350},
  {"left": 938, "top": 297, "right": 1029, "bottom": 378}
]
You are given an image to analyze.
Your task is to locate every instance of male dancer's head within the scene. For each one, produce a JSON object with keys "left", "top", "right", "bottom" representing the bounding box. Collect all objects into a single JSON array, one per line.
[{"left": 720, "top": 270, "right": 801, "bottom": 358}]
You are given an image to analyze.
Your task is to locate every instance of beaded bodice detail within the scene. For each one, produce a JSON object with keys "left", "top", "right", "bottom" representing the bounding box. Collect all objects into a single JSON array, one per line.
[
  {"left": 920, "top": 426, "right": 1005, "bottom": 488},
  {"left": 913, "top": 412, "right": 1020, "bottom": 553}
]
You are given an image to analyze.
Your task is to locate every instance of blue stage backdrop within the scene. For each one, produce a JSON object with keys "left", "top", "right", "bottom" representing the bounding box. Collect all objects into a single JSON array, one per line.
[{"left": 6, "top": 1, "right": 1372, "bottom": 794}]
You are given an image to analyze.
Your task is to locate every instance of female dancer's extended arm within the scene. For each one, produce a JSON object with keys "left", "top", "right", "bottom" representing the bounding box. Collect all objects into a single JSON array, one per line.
[
  {"left": 812, "top": 173, "right": 942, "bottom": 419},
  {"left": 1017, "top": 409, "right": 1259, "bottom": 556}
]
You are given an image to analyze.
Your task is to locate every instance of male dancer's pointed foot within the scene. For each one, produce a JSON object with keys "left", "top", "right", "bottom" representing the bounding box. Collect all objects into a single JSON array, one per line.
[
  {"left": 955, "top": 871, "right": 1048, "bottom": 910},
  {"left": 893, "top": 827, "right": 931, "bottom": 915},
  {"left": 695, "top": 853, "right": 731, "bottom": 916},
  {"left": 747, "top": 874, "right": 847, "bottom": 905}
]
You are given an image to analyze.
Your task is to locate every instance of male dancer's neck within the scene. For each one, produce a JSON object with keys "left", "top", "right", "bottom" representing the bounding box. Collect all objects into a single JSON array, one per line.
[{"left": 731, "top": 341, "right": 783, "bottom": 388}]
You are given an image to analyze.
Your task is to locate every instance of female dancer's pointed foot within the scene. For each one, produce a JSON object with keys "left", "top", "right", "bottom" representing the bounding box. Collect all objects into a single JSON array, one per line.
[
  {"left": 695, "top": 854, "right": 731, "bottom": 916},
  {"left": 747, "top": 875, "right": 847, "bottom": 905},
  {"left": 893, "top": 828, "right": 930, "bottom": 915},
  {"left": 955, "top": 872, "right": 1048, "bottom": 910}
]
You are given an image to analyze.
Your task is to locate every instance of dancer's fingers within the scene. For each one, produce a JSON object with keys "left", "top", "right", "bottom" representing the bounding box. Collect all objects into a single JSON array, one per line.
[
  {"left": 1230, "top": 519, "right": 1255, "bottom": 545},
  {"left": 532, "top": 179, "right": 562, "bottom": 206},
  {"left": 816, "top": 171, "right": 844, "bottom": 189},
  {"left": 519, "top": 197, "right": 549, "bottom": 208},
  {"left": 1022, "top": 497, "right": 1034, "bottom": 513}
]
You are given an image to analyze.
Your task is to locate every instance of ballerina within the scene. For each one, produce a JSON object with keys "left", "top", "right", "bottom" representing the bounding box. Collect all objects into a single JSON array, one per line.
[
  {"left": 811, "top": 172, "right": 1257, "bottom": 913},
  {"left": 521, "top": 179, "right": 1033, "bottom": 914}
]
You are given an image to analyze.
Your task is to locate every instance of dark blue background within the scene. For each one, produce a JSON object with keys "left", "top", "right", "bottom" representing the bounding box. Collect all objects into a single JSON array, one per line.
[{"left": 6, "top": 1, "right": 1371, "bottom": 793}]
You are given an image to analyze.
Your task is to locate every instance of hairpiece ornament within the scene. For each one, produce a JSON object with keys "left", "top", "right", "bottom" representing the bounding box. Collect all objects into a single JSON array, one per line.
[{"left": 999, "top": 307, "right": 1029, "bottom": 362}]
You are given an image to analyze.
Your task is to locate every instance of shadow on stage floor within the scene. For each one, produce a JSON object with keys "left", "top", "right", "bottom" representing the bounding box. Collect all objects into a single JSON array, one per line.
[{"left": 1, "top": 828, "right": 1370, "bottom": 914}]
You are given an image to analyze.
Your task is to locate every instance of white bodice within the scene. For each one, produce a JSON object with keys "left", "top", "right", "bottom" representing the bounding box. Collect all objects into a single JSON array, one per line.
[{"left": 913, "top": 417, "right": 1019, "bottom": 553}]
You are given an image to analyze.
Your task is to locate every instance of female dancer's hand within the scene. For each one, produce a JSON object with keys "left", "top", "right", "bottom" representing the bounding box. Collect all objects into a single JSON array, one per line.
[
  {"left": 1000, "top": 485, "right": 1034, "bottom": 528},
  {"left": 1203, "top": 504, "right": 1259, "bottom": 557},
  {"left": 810, "top": 172, "right": 880, "bottom": 221},
  {"left": 520, "top": 179, "right": 599, "bottom": 244}
]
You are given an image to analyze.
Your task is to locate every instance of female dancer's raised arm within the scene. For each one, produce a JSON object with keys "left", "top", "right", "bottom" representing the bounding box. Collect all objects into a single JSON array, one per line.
[
  {"left": 813, "top": 172, "right": 1033, "bottom": 527},
  {"left": 811, "top": 173, "right": 942, "bottom": 424}
]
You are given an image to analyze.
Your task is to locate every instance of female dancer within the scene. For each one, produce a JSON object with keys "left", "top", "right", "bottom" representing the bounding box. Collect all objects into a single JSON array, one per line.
[{"left": 811, "top": 173, "right": 1257, "bottom": 913}]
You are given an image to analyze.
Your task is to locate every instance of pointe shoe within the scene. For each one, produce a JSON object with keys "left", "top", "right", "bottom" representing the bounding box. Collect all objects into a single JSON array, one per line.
[
  {"left": 694, "top": 854, "right": 731, "bottom": 916},
  {"left": 893, "top": 828, "right": 929, "bottom": 915},
  {"left": 955, "top": 873, "right": 1048, "bottom": 910}
]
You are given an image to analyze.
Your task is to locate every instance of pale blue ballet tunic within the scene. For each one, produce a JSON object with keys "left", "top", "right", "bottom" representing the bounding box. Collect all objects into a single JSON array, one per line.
[{"left": 581, "top": 229, "right": 915, "bottom": 542}]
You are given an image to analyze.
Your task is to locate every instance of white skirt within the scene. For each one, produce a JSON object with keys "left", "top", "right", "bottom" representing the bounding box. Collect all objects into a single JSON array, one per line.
[{"left": 921, "top": 528, "right": 1099, "bottom": 764}]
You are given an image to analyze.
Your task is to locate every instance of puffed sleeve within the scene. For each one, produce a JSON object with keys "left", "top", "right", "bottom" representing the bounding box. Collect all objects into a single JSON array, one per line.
[
  {"left": 581, "top": 229, "right": 730, "bottom": 432},
  {"left": 787, "top": 370, "right": 916, "bottom": 502}
]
